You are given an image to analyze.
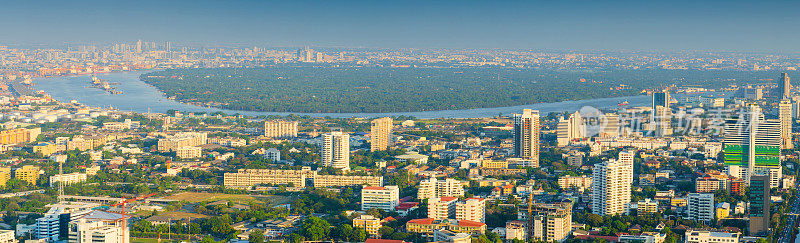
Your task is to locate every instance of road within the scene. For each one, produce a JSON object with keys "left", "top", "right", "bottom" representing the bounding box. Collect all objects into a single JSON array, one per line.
[
  {"left": 0, "top": 189, "right": 45, "bottom": 198},
  {"left": 777, "top": 183, "right": 800, "bottom": 243}
]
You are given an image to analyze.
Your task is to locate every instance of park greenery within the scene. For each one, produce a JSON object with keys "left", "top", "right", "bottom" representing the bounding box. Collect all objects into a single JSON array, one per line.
[{"left": 142, "top": 67, "right": 789, "bottom": 113}]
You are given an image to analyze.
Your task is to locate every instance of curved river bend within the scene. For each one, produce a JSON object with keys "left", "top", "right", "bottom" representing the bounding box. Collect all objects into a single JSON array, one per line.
[{"left": 34, "top": 70, "right": 707, "bottom": 119}]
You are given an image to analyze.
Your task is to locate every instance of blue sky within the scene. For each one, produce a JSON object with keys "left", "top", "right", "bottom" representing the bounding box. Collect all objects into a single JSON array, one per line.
[{"left": 1, "top": 0, "right": 798, "bottom": 52}]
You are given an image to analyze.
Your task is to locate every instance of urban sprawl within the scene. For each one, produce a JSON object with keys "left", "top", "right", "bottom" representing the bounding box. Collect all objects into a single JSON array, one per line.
[{"left": 0, "top": 41, "right": 798, "bottom": 243}]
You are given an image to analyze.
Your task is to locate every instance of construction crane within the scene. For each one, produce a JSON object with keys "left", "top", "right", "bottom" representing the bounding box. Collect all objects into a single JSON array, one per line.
[{"left": 107, "top": 193, "right": 158, "bottom": 243}]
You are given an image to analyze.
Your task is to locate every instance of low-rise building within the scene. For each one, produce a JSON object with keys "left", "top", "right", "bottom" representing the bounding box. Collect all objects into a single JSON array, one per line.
[
  {"left": 34, "top": 142, "right": 58, "bottom": 156},
  {"left": 636, "top": 199, "right": 659, "bottom": 214},
  {"left": 684, "top": 230, "right": 740, "bottom": 243},
  {"left": 0, "top": 230, "right": 15, "bottom": 243},
  {"left": 353, "top": 215, "right": 381, "bottom": 237},
  {"left": 687, "top": 193, "right": 714, "bottom": 222},
  {"left": 176, "top": 146, "right": 202, "bottom": 159},
  {"left": 361, "top": 186, "right": 400, "bottom": 212},
  {"left": 15, "top": 165, "right": 39, "bottom": 185},
  {"left": 558, "top": 175, "right": 592, "bottom": 191},
  {"left": 50, "top": 172, "right": 88, "bottom": 187},
  {"left": 433, "top": 229, "right": 470, "bottom": 243}
]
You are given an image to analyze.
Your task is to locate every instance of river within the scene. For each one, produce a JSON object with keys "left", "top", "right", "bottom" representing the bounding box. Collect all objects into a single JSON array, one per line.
[{"left": 33, "top": 70, "right": 714, "bottom": 119}]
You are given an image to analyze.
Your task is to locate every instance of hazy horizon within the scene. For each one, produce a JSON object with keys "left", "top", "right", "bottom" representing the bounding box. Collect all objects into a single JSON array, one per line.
[{"left": 2, "top": 0, "right": 800, "bottom": 52}]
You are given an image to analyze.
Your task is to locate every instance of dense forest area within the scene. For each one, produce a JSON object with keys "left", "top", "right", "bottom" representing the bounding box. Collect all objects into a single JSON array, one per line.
[{"left": 141, "top": 67, "right": 786, "bottom": 113}]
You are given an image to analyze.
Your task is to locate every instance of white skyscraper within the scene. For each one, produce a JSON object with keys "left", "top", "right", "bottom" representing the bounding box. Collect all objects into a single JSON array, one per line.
[
  {"left": 591, "top": 150, "right": 634, "bottom": 215},
  {"left": 556, "top": 111, "right": 585, "bottom": 146},
  {"left": 322, "top": 132, "right": 350, "bottom": 170},
  {"left": 514, "top": 109, "right": 540, "bottom": 164}
]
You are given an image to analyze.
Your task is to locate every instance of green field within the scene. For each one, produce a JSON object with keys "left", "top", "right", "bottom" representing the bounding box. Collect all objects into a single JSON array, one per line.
[{"left": 161, "top": 192, "right": 291, "bottom": 205}]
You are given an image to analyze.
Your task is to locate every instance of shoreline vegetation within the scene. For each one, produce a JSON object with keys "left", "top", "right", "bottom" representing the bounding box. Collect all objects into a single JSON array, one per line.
[{"left": 140, "top": 66, "right": 787, "bottom": 113}]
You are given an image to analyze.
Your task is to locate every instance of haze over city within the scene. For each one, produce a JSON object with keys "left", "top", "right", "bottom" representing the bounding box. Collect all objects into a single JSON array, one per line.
[
  {"left": 1, "top": 0, "right": 799, "bottom": 51},
  {"left": 1, "top": 2, "right": 800, "bottom": 243}
]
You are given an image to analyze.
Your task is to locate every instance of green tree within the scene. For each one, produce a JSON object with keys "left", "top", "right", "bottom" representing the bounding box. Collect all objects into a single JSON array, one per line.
[
  {"left": 332, "top": 224, "right": 353, "bottom": 241},
  {"left": 351, "top": 227, "right": 367, "bottom": 242},
  {"left": 287, "top": 233, "right": 305, "bottom": 243},
  {"left": 249, "top": 230, "right": 264, "bottom": 243},
  {"left": 378, "top": 226, "right": 394, "bottom": 238},
  {"left": 300, "top": 217, "right": 330, "bottom": 241}
]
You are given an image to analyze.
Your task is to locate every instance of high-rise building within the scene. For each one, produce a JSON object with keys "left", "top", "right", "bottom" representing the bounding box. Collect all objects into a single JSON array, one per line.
[
  {"left": 322, "top": 132, "right": 350, "bottom": 170},
  {"left": 418, "top": 177, "right": 465, "bottom": 200},
  {"left": 591, "top": 150, "right": 634, "bottom": 215},
  {"left": 556, "top": 112, "right": 584, "bottom": 146},
  {"left": 455, "top": 198, "right": 486, "bottom": 222},
  {"left": 296, "top": 47, "right": 315, "bottom": 62},
  {"left": 601, "top": 113, "right": 621, "bottom": 138},
  {"left": 779, "top": 73, "right": 791, "bottom": 99},
  {"left": 370, "top": 117, "right": 393, "bottom": 152},
  {"left": 361, "top": 185, "right": 399, "bottom": 211},
  {"left": 779, "top": 99, "right": 793, "bottom": 149},
  {"left": 686, "top": 193, "right": 715, "bottom": 222},
  {"left": 723, "top": 104, "right": 781, "bottom": 185},
  {"left": 513, "top": 109, "right": 540, "bottom": 164},
  {"left": 653, "top": 105, "right": 672, "bottom": 137},
  {"left": 428, "top": 197, "right": 458, "bottom": 220},
  {"left": 263, "top": 120, "right": 298, "bottom": 139},
  {"left": 653, "top": 91, "right": 670, "bottom": 110},
  {"left": 652, "top": 90, "right": 673, "bottom": 137},
  {"left": 748, "top": 175, "right": 770, "bottom": 236}
]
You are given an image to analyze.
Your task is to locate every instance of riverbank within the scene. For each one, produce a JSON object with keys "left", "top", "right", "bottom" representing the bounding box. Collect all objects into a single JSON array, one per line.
[{"left": 34, "top": 70, "right": 712, "bottom": 118}]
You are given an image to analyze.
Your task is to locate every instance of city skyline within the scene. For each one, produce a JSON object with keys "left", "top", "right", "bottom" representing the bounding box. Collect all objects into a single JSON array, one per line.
[{"left": 1, "top": 0, "right": 800, "bottom": 52}]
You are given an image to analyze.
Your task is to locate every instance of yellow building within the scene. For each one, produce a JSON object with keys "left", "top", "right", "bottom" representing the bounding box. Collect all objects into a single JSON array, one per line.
[
  {"left": 716, "top": 207, "right": 730, "bottom": 219},
  {"left": 406, "top": 218, "right": 441, "bottom": 234},
  {"left": 370, "top": 117, "right": 393, "bottom": 152},
  {"left": 0, "top": 128, "right": 32, "bottom": 145},
  {"left": 405, "top": 218, "right": 486, "bottom": 235},
  {"left": 15, "top": 165, "right": 39, "bottom": 185},
  {"left": 352, "top": 215, "right": 382, "bottom": 237},
  {"left": 0, "top": 168, "right": 10, "bottom": 189},
  {"left": 481, "top": 160, "right": 508, "bottom": 169},
  {"left": 33, "top": 142, "right": 58, "bottom": 156}
]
